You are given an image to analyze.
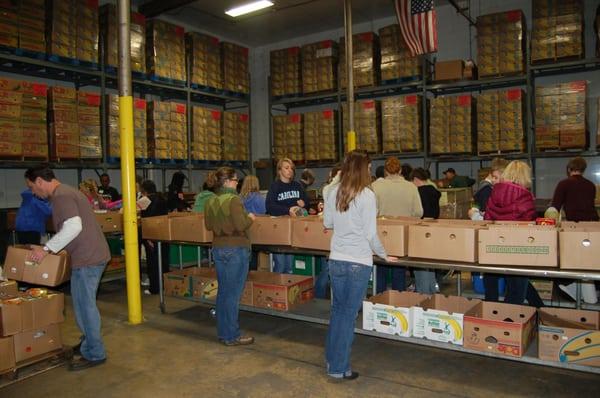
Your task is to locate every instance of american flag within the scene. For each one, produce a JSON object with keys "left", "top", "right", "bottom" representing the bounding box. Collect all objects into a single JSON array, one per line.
[{"left": 395, "top": 0, "right": 438, "bottom": 56}]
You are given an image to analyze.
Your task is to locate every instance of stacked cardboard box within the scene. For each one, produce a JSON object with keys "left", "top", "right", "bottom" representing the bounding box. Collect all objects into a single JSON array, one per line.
[
  {"left": 0, "top": 1, "right": 19, "bottom": 48},
  {"left": 273, "top": 114, "right": 303, "bottom": 162},
  {"left": 76, "top": 0, "right": 99, "bottom": 64},
  {"left": 536, "top": 81, "right": 587, "bottom": 150},
  {"left": 302, "top": 40, "right": 338, "bottom": 94},
  {"left": 477, "top": 89, "right": 525, "bottom": 153},
  {"left": 270, "top": 47, "right": 301, "bottom": 97},
  {"left": 342, "top": 100, "right": 380, "bottom": 153},
  {"left": 532, "top": 0, "right": 583, "bottom": 62},
  {"left": 429, "top": 95, "right": 474, "bottom": 155},
  {"left": 106, "top": 94, "right": 147, "bottom": 159},
  {"left": 379, "top": 24, "right": 421, "bottom": 82},
  {"left": 222, "top": 42, "right": 249, "bottom": 94},
  {"left": 381, "top": 95, "right": 422, "bottom": 153},
  {"left": 339, "top": 32, "right": 378, "bottom": 88},
  {"left": 47, "top": 0, "right": 99, "bottom": 63},
  {"left": 146, "top": 20, "right": 185, "bottom": 82},
  {"left": 192, "top": 106, "right": 221, "bottom": 161},
  {"left": 187, "top": 33, "right": 222, "bottom": 90},
  {"left": 100, "top": 4, "right": 146, "bottom": 74},
  {"left": 222, "top": 112, "right": 249, "bottom": 161},
  {"left": 0, "top": 79, "right": 23, "bottom": 157},
  {"left": 147, "top": 101, "right": 186, "bottom": 160},
  {"left": 303, "top": 109, "right": 337, "bottom": 162},
  {"left": 77, "top": 91, "right": 101, "bottom": 159},
  {"left": 49, "top": 86, "right": 79, "bottom": 160},
  {"left": 0, "top": 0, "right": 44, "bottom": 52},
  {"left": 477, "top": 10, "right": 525, "bottom": 77}
]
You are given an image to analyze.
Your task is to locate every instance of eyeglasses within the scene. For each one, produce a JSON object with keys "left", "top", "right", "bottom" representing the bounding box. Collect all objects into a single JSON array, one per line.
[{"left": 229, "top": 177, "right": 239, "bottom": 182}]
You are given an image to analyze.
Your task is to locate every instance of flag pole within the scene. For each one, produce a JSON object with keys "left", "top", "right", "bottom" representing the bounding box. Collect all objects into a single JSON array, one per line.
[{"left": 344, "top": 0, "right": 355, "bottom": 152}]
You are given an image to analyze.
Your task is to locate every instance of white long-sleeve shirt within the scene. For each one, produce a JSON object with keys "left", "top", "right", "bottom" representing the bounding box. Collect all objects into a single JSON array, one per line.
[
  {"left": 324, "top": 185, "right": 386, "bottom": 266},
  {"left": 45, "top": 216, "right": 82, "bottom": 253}
]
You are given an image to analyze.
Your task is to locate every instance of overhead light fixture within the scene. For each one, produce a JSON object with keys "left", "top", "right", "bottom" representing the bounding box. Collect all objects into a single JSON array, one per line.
[{"left": 225, "top": 0, "right": 274, "bottom": 17}]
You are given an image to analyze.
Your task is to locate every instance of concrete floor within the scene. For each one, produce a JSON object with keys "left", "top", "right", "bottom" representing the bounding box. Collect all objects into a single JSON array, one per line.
[{"left": 2, "top": 280, "right": 600, "bottom": 398}]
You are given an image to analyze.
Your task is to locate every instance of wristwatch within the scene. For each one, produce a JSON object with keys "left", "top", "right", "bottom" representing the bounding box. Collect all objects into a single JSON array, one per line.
[{"left": 43, "top": 246, "right": 50, "bottom": 253}]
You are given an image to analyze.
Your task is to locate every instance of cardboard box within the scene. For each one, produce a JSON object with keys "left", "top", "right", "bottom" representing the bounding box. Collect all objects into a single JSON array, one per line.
[
  {"left": 13, "top": 323, "right": 62, "bottom": 362},
  {"left": 377, "top": 217, "right": 422, "bottom": 257},
  {"left": 478, "top": 225, "right": 558, "bottom": 267},
  {"left": 362, "top": 290, "right": 429, "bottom": 337},
  {"left": 252, "top": 273, "right": 313, "bottom": 311},
  {"left": 538, "top": 307, "right": 600, "bottom": 367},
  {"left": 94, "top": 212, "right": 123, "bottom": 233},
  {"left": 248, "top": 216, "right": 292, "bottom": 246},
  {"left": 291, "top": 216, "right": 332, "bottom": 251},
  {"left": 463, "top": 301, "right": 537, "bottom": 357},
  {"left": 141, "top": 213, "right": 188, "bottom": 241},
  {"left": 169, "top": 214, "right": 213, "bottom": 243},
  {"left": 408, "top": 224, "right": 479, "bottom": 263},
  {"left": 559, "top": 228, "right": 600, "bottom": 270},
  {"left": 4, "top": 245, "right": 70, "bottom": 287},
  {"left": 0, "top": 336, "right": 15, "bottom": 372},
  {"left": 0, "top": 292, "right": 64, "bottom": 336},
  {"left": 0, "top": 280, "right": 17, "bottom": 296},
  {"left": 257, "top": 252, "right": 270, "bottom": 272},
  {"left": 412, "top": 294, "right": 481, "bottom": 345},
  {"left": 435, "top": 60, "right": 464, "bottom": 81}
]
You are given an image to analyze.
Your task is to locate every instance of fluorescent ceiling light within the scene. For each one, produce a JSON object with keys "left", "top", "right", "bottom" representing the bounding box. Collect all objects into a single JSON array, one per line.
[{"left": 225, "top": 1, "right": 274, "bottom": 17}]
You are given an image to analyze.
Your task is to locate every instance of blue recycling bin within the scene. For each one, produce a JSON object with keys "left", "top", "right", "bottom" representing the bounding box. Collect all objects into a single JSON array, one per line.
[{"left": 472, "top": 273, "right": 505, "bottom": 295}]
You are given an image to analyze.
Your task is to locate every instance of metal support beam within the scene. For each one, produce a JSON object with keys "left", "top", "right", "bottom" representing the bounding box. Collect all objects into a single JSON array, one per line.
[
  {"left": 139, "top": 0, "right": 197, "bottom": 18},
  {"left": 448, "top": 0, "right": 476, "bottom": 26},
  {"left": 344, "top": 0, "right": 355, "bottom": 152}
]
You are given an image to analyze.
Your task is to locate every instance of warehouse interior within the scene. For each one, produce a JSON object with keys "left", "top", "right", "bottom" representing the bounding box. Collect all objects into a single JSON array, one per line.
[{"left": 1, "top": 0, "right": 600, "bottom": 395}]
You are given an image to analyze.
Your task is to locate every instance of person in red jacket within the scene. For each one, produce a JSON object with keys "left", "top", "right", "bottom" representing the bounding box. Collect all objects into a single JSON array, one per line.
[{"left": 484, "top": 160, "right": 542, "bottom": 305}]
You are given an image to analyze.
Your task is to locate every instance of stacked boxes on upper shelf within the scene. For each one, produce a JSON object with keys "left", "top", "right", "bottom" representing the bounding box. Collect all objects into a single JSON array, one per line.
[
  {"left": 273, "top": 114, "right": 303, "bottom": 163},
  {"left": 381, "top": 95, "right": 422, "bottom": 153},
  {"left": 0, "top": 79, "right": 23, "bottom": 157},
  {"left": 477, "top": 89, "right": 525, "bottom": 154},
  {"left": 187, "top": 33, "right": 222, "bottom": 90},
  {"left": 192, "top": 106, "right": 221, "bottom": 161},
  {"left": 379, "top": 24, "right": 421, "bottom": 82},
  {"left": 303, "top": 110, "right": 337, "bottom": 162},
  {"left": 270, "top": 47, "right": 301, "bottom": 98},
  {"left": 430, "top": 95, "right": 474, "bottom": 155},
  {"left": 477, "top": 10, "right": 525, "bottom": 77},
  {"left": 302, "top": 40, "right": 338, "bottom": 94},
  {"left": 222, "top": 42, "right": 249, "bottom": 94},
  {"left": 106, "top": 94, "right": 147, "bottom": 159},
  {"left": 0, "top": 0, "right": 45, "bottom": 52},
  {"left": 532, "top": 0, "right": 583, "bottom": 63},
  {"left": 339, "top": 32, "right": 378, "bottom": 88},
  {"left": 147, "top": 101, "right": 186, "bottom": 160},
  {"left": 49, "top": 86, "right": 79, "bottom": 160},
  {"left": 222, "top": 112, "right": 249, "bottom": 161},
  {"left": 76, "top": 0, "right": 99, "bottom": 65},
  {"left": 77, "top": 91, "right": 101, "bottom": 159},
  {"left": 342, "top": 100, "right": 380, "bottom": 153},
  {"left": 100, "top": 4, "right": 146, "bottom": 74},
  {"left": 535, "top": 81, "right": 587, "bottom": 150},
  {"left": 170, "top": 102, "right": 187, "bottom": 160},
  {"left": 146, "top": 20, "right": 185, "bottom": 83}
]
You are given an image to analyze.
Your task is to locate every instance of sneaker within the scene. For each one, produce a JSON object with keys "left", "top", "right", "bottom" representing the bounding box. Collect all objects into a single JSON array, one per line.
[
  {"left": 141, "top": 277, "right": 150, "bottom": 287},
  {"left": 143, "top": 289, "right": 151, "bottom": 295},
  {"left": 222, "top": 336, "right": 254, "bottom": 346}
]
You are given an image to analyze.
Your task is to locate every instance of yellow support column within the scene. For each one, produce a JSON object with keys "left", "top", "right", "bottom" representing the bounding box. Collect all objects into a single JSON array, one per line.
[{"left": 347, "top": 130, "right": 356, "bottom": 152}]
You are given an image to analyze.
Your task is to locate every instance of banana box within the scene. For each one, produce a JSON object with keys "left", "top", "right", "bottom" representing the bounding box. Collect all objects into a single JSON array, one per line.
[
  {"left": 252, "top": 273, "right": 313, "bottom": 311},
  {"left": 412, "top": 294, "right": 481, "bottom": 345},
  {"left": 291, "top": 215, "right": 332, "bottom": 252},
  {"left": 538, "top": 307, "right": 600, "bottom": 367},
  {"left": 559, "top": 227, "right": 600, "bottom": 270},
  {"left": 464, "top": 302, "right": 537, "bottom": 357},
  {"left": 408, "top": 223, "right": 481, "bottom": 263},
  {"left": 362, "top": 290, "right": 429, "bottom": 337},
  {"left": 190, "top": 268, "right": 218, "bottom": 299},
  {"left": 248, "top": 215, "right": 292, "bottom": 246},
  {"left": 377, "top": 217, "right": 422, "bottom": 257},
  {"left": 169, "top": 214, "right": 213, "bottom": 244}
]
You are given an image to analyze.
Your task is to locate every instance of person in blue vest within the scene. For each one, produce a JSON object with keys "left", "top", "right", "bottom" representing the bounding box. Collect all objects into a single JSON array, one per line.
[{"left": 15, "top": 187, "right": 52, "bottom": 245}]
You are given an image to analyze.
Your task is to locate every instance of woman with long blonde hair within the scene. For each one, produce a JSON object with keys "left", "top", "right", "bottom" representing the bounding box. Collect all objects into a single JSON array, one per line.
[
  {"left": 240, "top": 175, "right": 265, "bottom": 214},
  {"left": 323, "top": 150, "right": 397, "bottom": 380}
]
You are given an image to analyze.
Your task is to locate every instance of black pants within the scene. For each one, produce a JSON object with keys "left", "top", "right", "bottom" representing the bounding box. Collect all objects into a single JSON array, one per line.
[
  {"left": 16, "top": 231, "right": 41, "bottom": 245},
  {"left": 484, "top": 274, "right": 544, "bottom": 307},
  {"left": 144, "top": 240, "right": 170, "bottom": 294},
  {"left": 248, "top": 250, "right": 258, "bottom": 271}
]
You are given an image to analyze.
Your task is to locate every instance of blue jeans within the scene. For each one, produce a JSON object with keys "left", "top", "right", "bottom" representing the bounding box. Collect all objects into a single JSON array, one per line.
[
  {"left": 376, "top": 265, "right": 406, "bottom": 293},
  {"left": 314, "top": 257, "right": 330, "bottom": 299},
  {"left": 213, "top": 247, "right": 250, "bottom": 343},
  {"left": 273, "top": 253, "right": 293, "bottom": 273},
  {"left": 326, "top": 260, "right": 372, "bottom": 377},
  {"left": 71, "top": 263, "right": 107, "bottom": 361},
  {"left": 414, "top": 269, "right": 437, "bottom": 294}
]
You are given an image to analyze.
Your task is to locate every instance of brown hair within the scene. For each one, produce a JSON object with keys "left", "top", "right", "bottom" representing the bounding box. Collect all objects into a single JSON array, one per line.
[
  {"left": 203, "top": 171, "right": 217, "bottom": 191},
  {"left": 567, "top": 157, "right": 587, "bottom": 173},
  {"left": 276, "top": 157, "right": 295, "bottom": 180},
  {"left": 502, "top": 160, "right": 532, "bottom": 188},
  {"left": 410, "top": 167, "right": 429, "bottom": 181},
  {"left": 328, "top": 164, "right": 341, "bottom": 183},
  {"left": 214, "top": 167, "right": 236, "bottom": 189},
  {"left": 336, "top": 150, "right": 371, "bottom": 212},
  {"left": 491, "top": 158, "right": 509, "bottom": 173},
  {"left": 240, "top": 175, "right": 260, "bottom": 198},
  {"left": 384, "top": 156, "right": 401, "bottom": 175}
]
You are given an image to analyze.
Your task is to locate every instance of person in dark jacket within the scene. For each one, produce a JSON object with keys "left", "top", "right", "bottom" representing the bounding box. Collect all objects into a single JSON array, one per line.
[
  {"left": 484, "top": 161, "right": 543, "bottom": 306},
  {"left": 265, "top": 158, "right": 308, "bottom": 273},
  {"left": 442, "top": 168, "right": 475, "bottom": 188},
  {"left": 167, "top": 171, "right": 189, "bottom": 212},
  {"left": 15, "top": 188, "right": 52, "bottom": 244},
  {"left": 141, "top": 180, "right": 170, "bottom": 295},
  {"left": 98, "top": 173, "right": 121, "bottom": 202}
]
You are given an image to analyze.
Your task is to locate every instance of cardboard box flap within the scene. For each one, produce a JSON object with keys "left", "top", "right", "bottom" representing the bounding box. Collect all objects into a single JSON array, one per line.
[
  {"left": 421, "top": 294, "right": 480, "bottom": 314},
  {"left": 378, "top": 216, "right": 423, "bottom": 225},
  {"left": 367, "top": 290, "right": 429, "bottom": 307},
  {"left": 486, "top": 224, "right": 557, "bottom": 230},
  {"left": 539, "top": 308, "right": 600, "bottom": 330},
  {"left": 467, "top": 301, "right": 536, "bottom": 324}
]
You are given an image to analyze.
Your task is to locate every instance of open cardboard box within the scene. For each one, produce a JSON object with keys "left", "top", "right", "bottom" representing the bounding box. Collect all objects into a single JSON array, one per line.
[
  {"left": 0, "top": 292, "right": 64, "bottom": 337},
  {"left": 248, "top": 215, "right": 292, "bottom": 246},
  {"left": 377, "top": 217, "right": 422, "bottom": 257},
  {"left": 94, "top": 211, "right": 123, "bottom": 233},
  {"left": 538, "top": 307, "right": 600, "bottom": 367},
  {"left": 170, "top": 213, "right": 213, "bottom": 243},
  {"left": 408, "top": 223, "right": 481, "bottom": 263},
  {"left": 141, "top": 212, "right": 189, "bottom": 241},
  {"left": 252, "top": 273, "right": 313, "bottom": 311},
  {"left": 412, "top": 294, "right": 481, "bottom": 345},
  {"left": 291, "top": 215, "right": 331, "bottom": 251},
  {"left": 362, "top": 290, "right": 430, "bottom": 337},
  {"left": 559, "top": 227, "right": 600, "bottom": 270},
  {"left": 463, "top": 301, "right": 537, "bottom": 358},
  {"left": 478, "top": 225, "right": 558, "bottom": 267},
  {"left": 4, "top": 245, "right": 70, "bottom": 287}
]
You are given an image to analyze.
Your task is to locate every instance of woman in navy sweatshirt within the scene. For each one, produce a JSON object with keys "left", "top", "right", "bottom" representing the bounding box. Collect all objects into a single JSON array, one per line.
[{"left": 265, "top": 158, "right": 308, "bottom": 273}]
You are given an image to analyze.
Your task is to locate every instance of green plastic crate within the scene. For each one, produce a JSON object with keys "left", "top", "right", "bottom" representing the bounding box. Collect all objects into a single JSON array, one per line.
[
  {"left": 292, "top": 255, "right": 316, "bottom": 276},
  {"left": 106, "top": 236, "right": 124, "bottom": 256},
  {"left": 169, "top": 244, "right": 200, "bottom": 267}
]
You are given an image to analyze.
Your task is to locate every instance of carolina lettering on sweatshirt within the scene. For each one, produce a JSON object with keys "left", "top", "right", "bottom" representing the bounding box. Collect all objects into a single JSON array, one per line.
[{"left": 266, "top": 179, "right": 308, "bottom": 216}]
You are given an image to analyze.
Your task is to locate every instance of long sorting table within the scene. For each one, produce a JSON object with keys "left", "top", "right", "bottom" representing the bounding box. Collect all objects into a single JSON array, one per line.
[{"left": 155, "top": 240, "right": 600, "bottom": 375}]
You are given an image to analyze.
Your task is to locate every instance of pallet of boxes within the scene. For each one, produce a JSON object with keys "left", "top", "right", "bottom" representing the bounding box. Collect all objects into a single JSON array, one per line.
[
  {"left": 106, "top": 94, "right": 148, "bottom": 160},
  {"left": 342, "top": 100, "right": 380, "bottom": 153},
  {"left": 49, "top": 86, "right": 79, "bottom": 161},
  {"left": 222, "top": 112, "right": 249, "bottom": 162},
  {"left": 147, "top": 100, "right": 187, "bottom": 161},
  {"left": 378, "top": 24, "right": 421, "bottom": 84},
  {"left": 477, "top": 89, "right": 526, "bottom": 154},
  {"left": 477, "top": 10, "right": 525, "bottom": 78},
  {"left": 381, "top": 95, "right": 422, "bottom": 153},
  {"left": 100, "top": 4, "right": 146, "bottom": 76},
  {"left": 429, "top": 95, "right": 474, "bottom": 155},
  {"left": 146, "top": 20, "right": 186, "bottom": 84},
  {"left": 272, "top": 114, "right": 303, "bottom": 164},
  {"left": 302, "top": 40, "right": 337, "bottom": 94},
  {"left": 270, "top": 47, "right": 301, "bottom": 99},
  {"left": 187, "top": 32, "right": 222, "bottom": 91},
  {"left": 191, "top": 106, "right": 222, "bottom": 162},
  {"left": 339, "top": 32, "right": 378, "bottom": 89},
  {"left": 222, "top": 42, "right": 249, "bottom": 96},
  {"left": 303, "top": 109, "right": 337, "bottom": 162}
]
